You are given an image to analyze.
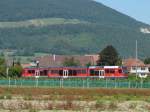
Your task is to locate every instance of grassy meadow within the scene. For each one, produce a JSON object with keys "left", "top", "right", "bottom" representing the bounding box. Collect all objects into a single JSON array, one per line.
[{"left": 0, "top": 87, "right": 150, "bottom": 111}]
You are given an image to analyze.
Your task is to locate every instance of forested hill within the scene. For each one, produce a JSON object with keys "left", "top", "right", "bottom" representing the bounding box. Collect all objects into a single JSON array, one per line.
[
  {"left": 0, "top": 0, "right": 150, "bottom": 58},
  {"left": 0, "top": 0, "right": 147, "bottom": 28}
]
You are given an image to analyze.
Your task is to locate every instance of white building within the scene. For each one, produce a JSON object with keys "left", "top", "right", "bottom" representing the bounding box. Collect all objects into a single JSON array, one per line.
[
  {"left": 130, "top": 66, "right": 149, "bottom": 77},
  {"left": 122, "top": 58, "right": 150, "bottom": 77}
]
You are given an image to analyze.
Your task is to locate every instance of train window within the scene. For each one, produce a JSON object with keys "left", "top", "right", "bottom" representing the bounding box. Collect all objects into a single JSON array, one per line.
[
  {"left": 77, "top": 70, "right": 81, "bottom": 74},
  {"left": 40, "top": 71, "right": 43, "bottom": 76},
  {"left": 90, "top": 70, "right": 94, "bottom": 75},
  {"left": 28, "top": 70, "right": 35, "bottom": 74},
  {"left": 40, "top": 70, "right": 48, "bottom": 76},
  {"left": 72, "top": 70, "right": 77, "bottom": 76},
  {"left": 68, "top": 70, "right": 77, "bottom": 76},
  {"left": 51, "top": 70, "right": 59, "bottom": 74},
  {"left": 118, "top": 69, "right": 122, "bottom": 73},
  {"left": 43, "top": 70, "right": 48, "bottom": 76},
  {"left": 110, "top": 69, "right": 115, "bottom": 73},
  {"left": 82, "top": 70, "right": 86, "bottom": 74},
  {"left": 68, "top": 70, "right": 72, "bottom": 76},
  {"left": 59, "top": 70, "right": 63, "bottom": 76},
  {"left": 105, "top": 69, "right": 109, "bottom": 73},
  {"left": 95, "top": 71, "right": 99, "bottom": 76},
  {"left": 28, "top": 70, "right": 31, "bottom": 74}
]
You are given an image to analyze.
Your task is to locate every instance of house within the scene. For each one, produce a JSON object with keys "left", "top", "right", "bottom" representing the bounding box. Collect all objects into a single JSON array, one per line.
[
  {"left": 122, "top": 58, "right": 149, "bottom": 77},
  {"left": 34, "top": 54, "right": 99, "bottom": 67},
  {"left": 146, "top": 64, "right": 150, "bottom": 72}
]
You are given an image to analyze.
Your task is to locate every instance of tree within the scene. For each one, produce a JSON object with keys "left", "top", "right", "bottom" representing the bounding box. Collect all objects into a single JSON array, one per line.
[
  {"left": 86, "top": 62, "right": 92, "bottom": 67},
  {"left": 8, "top": 65, "right": 23, "bottom": 78},
  {"left": 0, "top": 57, "right": 6, "bottom": 77},
  {"left": 97, "top": 45, "right": 119, "bottom": 66},
  {"left": 144, "top": 57, "right": 150, "bottom": 64},
  {"left": 62, "top": 57, "right": 80, "bottom": 66}
]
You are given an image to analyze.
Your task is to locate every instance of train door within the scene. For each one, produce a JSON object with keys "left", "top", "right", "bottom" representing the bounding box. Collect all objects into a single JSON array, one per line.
[
  {"left": 35, "top": 69, "right": 40, "bottom": 78},
  {"left": 99, "top": 70, "right": 105, "bottom": 78},
  {"left": 63, "top": 70, "right": 68, "bottom": 78}
]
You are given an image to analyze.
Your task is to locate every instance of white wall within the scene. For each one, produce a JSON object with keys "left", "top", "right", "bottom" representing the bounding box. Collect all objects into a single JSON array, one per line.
[{"left": 130, "top": 66, "right": 149, "bottom": 74}]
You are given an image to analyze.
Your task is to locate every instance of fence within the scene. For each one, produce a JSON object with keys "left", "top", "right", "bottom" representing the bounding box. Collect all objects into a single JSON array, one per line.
[{"left": 0, "top": 78, "right": 149, "bottom": 88}]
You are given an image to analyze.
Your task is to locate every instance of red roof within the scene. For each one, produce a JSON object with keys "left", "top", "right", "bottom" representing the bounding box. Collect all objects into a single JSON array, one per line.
[
  {"left": 122, "top": 58, "right": 145, "bottom": 67},
  {"left": 35, "top": 55, "right": 99, "bottom": 67}
]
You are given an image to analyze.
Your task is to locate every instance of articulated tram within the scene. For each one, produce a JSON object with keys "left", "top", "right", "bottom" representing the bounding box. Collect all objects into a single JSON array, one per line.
[{"left": 22, "top": 66, "right": 128, "bottom": 78}]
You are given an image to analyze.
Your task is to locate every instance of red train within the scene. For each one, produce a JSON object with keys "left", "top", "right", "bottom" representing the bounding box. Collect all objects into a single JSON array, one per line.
[{"left": 22, "top": 66, "right": 128, "bottom": 78}]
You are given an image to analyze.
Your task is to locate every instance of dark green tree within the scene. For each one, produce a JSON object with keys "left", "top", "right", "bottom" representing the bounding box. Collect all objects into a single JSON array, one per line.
[
  {"left": 0, "top": 57, "right": 6, "bottom": 77},
  {"left": 8, "top": 65, "right": 23, "bottom": 78},
  {"left": 86, "top": 62, "right": 92, "bottom": 67},
  {"left": 144, "top": 57, "right": 150, "bottom": 64},
  {"left": 97, "top": 45, "right": 119, "bottom": 66},
  {"left": 63, "top": 57, "right": 80, "bottom": 66}
]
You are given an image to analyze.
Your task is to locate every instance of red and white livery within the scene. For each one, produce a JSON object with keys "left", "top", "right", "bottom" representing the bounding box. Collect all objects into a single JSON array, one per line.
[{"left": 22, "top": 66, "right": 128, "bottom": 78}]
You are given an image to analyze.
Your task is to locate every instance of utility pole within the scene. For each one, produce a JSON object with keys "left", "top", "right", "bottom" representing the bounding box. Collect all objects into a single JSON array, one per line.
[{"left": 136, "top": 40, "right": 138, "bottom": 79}]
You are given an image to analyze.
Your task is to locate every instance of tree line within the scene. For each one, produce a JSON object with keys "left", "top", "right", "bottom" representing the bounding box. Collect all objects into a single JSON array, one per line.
[
  {"left": 63, "top": 45, "right": 150, "bottom": 66},
  {"left": 0, "top": 57, "right": 22, "bottom": 78}
]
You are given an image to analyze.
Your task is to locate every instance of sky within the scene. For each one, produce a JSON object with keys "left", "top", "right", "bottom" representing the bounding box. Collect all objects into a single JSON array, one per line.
[{"left": 95, "top": 0, "right": 150, "bottom": 25}]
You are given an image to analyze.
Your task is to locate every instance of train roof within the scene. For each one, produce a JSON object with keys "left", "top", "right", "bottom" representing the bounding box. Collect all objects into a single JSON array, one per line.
[
  {"left": 24, "top": 66, "right": 88, "bottom": 69},
  {"left": 24, "top": 66, "right": 126, "bottom": 69}
]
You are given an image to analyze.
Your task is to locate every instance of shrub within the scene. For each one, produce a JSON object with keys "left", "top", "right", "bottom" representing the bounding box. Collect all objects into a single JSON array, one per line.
[
  {"left": 129, "top": 103, "right": 137, "bottom": 109},
  {"left": 0, "top": 94, "right": 12, "bottom": 99},
  {"left": 95, "top": 100, "right": 106, "bottom": 110},
  {"left": 108, "top": 102, "right": 117, "bottom": 110}
]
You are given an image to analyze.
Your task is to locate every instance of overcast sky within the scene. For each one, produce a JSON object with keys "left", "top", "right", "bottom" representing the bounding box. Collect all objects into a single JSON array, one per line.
[{"left": 95, "top": 0, "right": 150, "bottom": 25}]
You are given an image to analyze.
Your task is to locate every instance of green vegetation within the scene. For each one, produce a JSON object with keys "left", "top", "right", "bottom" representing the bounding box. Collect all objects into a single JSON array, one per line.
[
  {"left": 0, "top": 57, "right": 22, "bottom": 78},
  {"left": 8, "top": 65, "right": 23, "bottom": 77},
  {"left": 0, "top": 87, "right": 150, "bottom": 111},
  {"left": 0, "top": 58, "right": 6, "bottom": 77},
  {"left": 0, "top": 18, "right": 87, "bottom": 28},
  {"left": 97, "top": 45, "right": 119, "bottom": 66},
  {"left": 144, "top": 57, "right": 150, "bottom": 64},
  {"left": 0, "top": 87, "right": 150, "bottom": 101},
  {"left": 0, "top": 0, "right": 150, "bottom": 57}
]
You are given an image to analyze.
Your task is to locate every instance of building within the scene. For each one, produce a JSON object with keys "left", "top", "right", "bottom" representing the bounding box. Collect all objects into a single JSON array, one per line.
[
  {"left": 34, "top": 54, "right": 99, "bottom": 67},
  {"left": 122, "top": 58, "right": 149, "bottom": 77}
]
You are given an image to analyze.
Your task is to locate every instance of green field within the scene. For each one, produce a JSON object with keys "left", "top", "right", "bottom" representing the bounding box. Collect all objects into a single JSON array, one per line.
[{"left": 0, "top": 18, "right": 88, "bottom": 28}]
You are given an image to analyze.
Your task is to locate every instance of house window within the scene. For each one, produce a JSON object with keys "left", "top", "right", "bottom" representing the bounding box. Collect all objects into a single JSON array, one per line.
[
  {"left": 132, "top": 67, "right": 136, "bottom": 70},
  {"left": 141, "top": 67, "right": 145, "bottom": 70}
]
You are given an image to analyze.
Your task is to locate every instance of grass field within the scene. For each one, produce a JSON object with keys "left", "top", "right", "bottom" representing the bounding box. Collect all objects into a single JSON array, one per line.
[
  {"left": 0, "top": 18, "right": 88, "bottom": 28},
  {"left": 0, "top": 87, "right": 150, "bottom": 111}
]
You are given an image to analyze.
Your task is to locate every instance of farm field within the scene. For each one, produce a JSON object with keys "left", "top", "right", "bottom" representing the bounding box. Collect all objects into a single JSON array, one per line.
[{"left": 0, "top": 87, "right": 150, "bottom": 111}]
